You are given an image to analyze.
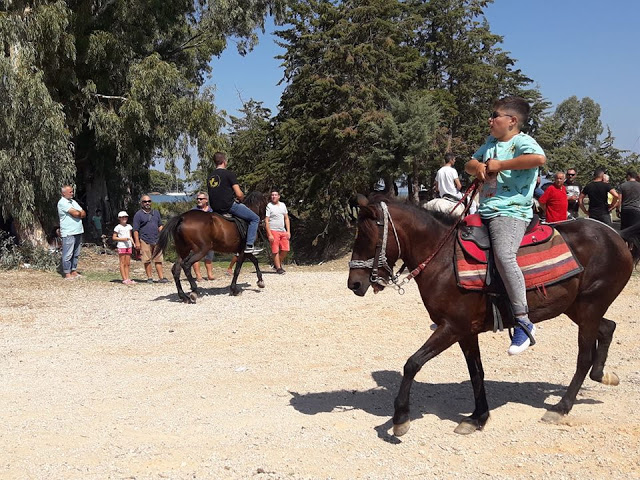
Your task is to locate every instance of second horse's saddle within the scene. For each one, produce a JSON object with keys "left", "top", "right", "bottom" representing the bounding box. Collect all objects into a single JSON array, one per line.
[{"left": 458, "top": 214, "right": 554, "bottom": 263}]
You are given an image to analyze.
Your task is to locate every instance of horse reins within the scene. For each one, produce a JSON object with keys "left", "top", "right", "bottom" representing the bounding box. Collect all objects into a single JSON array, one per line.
[{"left": 350, "top": 180, "right": 481, "bottom": 294}]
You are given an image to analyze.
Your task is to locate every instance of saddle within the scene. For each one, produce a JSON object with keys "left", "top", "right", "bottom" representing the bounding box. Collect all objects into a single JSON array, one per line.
[
  {"left": 214, "top": 212, "right": 249, "bottom": 243},
  {"left": 458, "top": 214, "right": 553, "bottom": 263}
]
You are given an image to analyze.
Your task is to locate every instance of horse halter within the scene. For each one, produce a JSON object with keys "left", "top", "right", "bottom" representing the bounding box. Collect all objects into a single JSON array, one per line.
[{"left": 348, "top": 202, "right": 406, "bottom": 294}]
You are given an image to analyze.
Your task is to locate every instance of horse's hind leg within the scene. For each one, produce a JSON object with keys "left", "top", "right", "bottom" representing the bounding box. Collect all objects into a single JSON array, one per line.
[
  {"left": 171, "top": 261, "right": 190, "bottom": 303},
  {"left": 229, "top": 254, "right": 244, "bottom": 296},
  {"left": 180, "top": 251, "right": 200, "bottom": 296},
  {"left": 454, "top": 334, "right": 490, "bottom": 435},
  {"left": 246, "top": 253, "right": 265, "bottom": 288},
  {"left": 542, "top": 320, "right": 599, "bottom": 423},
  {"left": 393, "top": 328, "right": 458, "bottom": 436},
  {"left": 589, "top": 317, "right": 619, "bottom": 386}
]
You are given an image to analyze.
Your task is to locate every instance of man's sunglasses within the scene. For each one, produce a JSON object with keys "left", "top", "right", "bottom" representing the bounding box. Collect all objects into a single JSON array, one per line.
[
  {"left": 567, "top": 173, "right": 576, "bottom": 177},
  {"left": 141, "top": 200, "right": 152, "bottom": 203},
  {"left": 196, "top": 198, "right": 206, "bottom": 201}
]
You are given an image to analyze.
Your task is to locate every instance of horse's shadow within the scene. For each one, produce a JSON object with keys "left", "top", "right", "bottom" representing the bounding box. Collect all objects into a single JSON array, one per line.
[
  {"left": 289, "top": 370, "right": 603, "bottom": 443},
  {"left": 151, "top": 282, "right": 256, "bottom": 302}
]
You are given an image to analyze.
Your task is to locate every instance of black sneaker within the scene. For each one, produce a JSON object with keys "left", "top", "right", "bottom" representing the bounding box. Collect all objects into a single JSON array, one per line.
[
  {"left": 158, "top": 277, "right": 169, "bottom": 283},
  {"left": 276, "top": 268, "right": 285, "bottom": 275},
  {"left": 146, "top": 278, "right": 154, "bottom": 284}
]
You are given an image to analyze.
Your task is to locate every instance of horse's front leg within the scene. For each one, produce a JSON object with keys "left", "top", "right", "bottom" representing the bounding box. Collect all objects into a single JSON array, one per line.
[
  {"left": 455, "top": 334, "right": 490, "bottom": 435},
  {"left": 393, "top": 327, "right": 458, "bottom": 437},
  {"left": 245, "top": 253, "right": 265, "bottom": 288}
]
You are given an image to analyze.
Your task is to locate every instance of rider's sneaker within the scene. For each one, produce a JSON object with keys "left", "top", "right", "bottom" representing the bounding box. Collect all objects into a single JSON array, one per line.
[
  {"left": 508, "top": 323, "right": 536, "bottom": 356},
  {"left": 244, "top": 244, "right": 263, "bottom": 254}
]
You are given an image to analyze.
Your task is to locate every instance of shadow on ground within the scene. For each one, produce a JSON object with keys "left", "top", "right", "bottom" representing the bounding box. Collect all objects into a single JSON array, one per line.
[{"left": 289, "top": 369, "right": 604, "bottom": 442}]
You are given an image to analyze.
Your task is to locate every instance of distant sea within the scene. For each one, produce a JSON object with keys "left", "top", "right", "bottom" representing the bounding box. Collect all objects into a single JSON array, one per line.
[{"left": 149, "top": 193, "right": 193, "bottom": 203}]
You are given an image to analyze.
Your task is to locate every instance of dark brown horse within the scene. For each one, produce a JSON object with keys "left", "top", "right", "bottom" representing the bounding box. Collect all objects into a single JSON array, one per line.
[
  {"left": 348, "top": 195, "right": 640, "bottom": 435},
  {"left": 155, "top": 192, "right": 269, "bottom": 303}
]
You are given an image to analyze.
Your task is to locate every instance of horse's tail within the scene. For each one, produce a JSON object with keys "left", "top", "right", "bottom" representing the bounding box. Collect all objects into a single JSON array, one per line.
[
  {"left": 620, "top": 221, "right": 640, "bottom": 266},
  {"left": 154, "top": 214, "right": 183, "bottom": 256}
]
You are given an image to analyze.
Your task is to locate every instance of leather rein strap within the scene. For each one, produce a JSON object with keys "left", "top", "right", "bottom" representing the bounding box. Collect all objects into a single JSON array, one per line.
[{"left": 398, "top": 180, "right": 481, "bottom": 286}]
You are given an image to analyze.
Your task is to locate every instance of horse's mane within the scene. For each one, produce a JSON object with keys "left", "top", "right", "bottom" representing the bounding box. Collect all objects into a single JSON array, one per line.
[
  {"left": 365, "top": 194, "right": 459, "bottom": 227},
  {"left": 243, "top": 191, "right": 265, "bottom": 208}
]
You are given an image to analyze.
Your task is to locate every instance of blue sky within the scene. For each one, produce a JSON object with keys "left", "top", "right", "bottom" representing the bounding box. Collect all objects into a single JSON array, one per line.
[{"left": 203, "top": 0, "right": 639, "bottom": 172}]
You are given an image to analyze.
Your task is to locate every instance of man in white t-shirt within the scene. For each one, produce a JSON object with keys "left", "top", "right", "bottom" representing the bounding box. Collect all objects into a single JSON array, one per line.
[
  {"left": 265, "top": 190, "right": 291, "bottom": 274},
  {"left": 435, "top": 153, "right": 462, "bottom": 200}
]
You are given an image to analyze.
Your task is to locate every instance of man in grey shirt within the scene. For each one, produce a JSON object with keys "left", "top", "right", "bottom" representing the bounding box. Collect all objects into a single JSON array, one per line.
[{"left": 617, "top": 169, "right": 640, "bottom": 229}]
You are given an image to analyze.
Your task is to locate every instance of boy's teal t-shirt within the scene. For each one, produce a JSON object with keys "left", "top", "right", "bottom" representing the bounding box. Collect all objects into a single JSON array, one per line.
[{"left": 472, "top": 132, "right": 545, "bottom": 221}]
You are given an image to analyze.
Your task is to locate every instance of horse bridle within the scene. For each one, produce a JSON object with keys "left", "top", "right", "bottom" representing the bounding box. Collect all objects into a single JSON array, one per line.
[
  {"left": 348, "top": 202, "right": 406, "bottom": 294},
  {"left": 348, "top": 181, "right": 481, "bottom": 295}
]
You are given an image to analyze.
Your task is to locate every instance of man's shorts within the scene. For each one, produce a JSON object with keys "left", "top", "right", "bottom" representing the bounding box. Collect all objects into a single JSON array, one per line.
[
  {"left": 140, "top": 239, "right": 164, "bottom": 263},
  {"left": 204, "top": 250, "right": 215, "bottom": 262},
  {"left": 118, "top": 247, "right": 132, "bottom": 255},
  {"left": 269, "top": 231, "right": 290, "bottom": 254}
]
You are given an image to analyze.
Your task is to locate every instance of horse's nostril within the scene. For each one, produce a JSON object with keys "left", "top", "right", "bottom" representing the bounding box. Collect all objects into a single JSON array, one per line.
[{"left": 350, "top": 282, "right": 361, "bottom": 291}]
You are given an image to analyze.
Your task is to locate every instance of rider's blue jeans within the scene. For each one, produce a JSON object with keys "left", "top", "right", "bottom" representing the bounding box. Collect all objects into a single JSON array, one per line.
[
  {"left": 229, "top": 202, "right": 260, "bottom": 246},
  {"left": 486, "top": 216, "right": 528, "bottom": 317}
]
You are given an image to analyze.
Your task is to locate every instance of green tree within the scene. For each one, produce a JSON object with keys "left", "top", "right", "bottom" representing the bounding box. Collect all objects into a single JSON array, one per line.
[
  {"left": 410, "top": 0, "right": 548, "bottom": 156},
  {"left": 274, "top": 0, "right": 420, "bottom": 241},
  {"left": 1, "top": 0, "right": 284, "bottom": 242},
  {"left": 149, "top": 170, "right": 184, "bottom": 194},
  {"left": 228, "top": 99, "right": 278, "bottom": 192},
  {"left": 0, "top": 2, "right": 76, "bottom": 244}
]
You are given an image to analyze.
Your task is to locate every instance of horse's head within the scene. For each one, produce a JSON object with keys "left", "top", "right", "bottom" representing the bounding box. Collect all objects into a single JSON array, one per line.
[
  {"left": 243, "top": 191, "right": 269, "bottom": 219},
  {"left": 347, "top": 194, "right": 401, "bottom": 296}
]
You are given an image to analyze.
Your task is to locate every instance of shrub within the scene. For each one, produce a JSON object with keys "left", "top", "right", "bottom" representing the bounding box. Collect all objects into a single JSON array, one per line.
[{"left": 0, "top": 232, "right": 61, "bottom": 271}]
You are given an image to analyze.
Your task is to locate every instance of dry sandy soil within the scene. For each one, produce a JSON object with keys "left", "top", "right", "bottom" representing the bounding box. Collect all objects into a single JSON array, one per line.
[{"left": 1, "top": 251, "right": 639, "bottom": 479}]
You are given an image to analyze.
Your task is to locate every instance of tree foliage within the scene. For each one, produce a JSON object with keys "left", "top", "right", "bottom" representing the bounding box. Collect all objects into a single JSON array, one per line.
[
  {"left": 537, "top": 96, "right": 640, "bottom": 185},
  {"left": 1, "top": 0, "right": 284, "bottom": 241}
]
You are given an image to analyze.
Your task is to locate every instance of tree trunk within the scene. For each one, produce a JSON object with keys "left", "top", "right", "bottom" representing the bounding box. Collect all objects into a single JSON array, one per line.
[{"left": 14, "top": 217, "right": 47, "bottom": 247}]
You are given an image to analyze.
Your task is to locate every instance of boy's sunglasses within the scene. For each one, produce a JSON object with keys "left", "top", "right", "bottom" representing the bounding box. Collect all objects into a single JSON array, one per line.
[{"left": 490, "top": 111, "right": 514, "bottom": 119}]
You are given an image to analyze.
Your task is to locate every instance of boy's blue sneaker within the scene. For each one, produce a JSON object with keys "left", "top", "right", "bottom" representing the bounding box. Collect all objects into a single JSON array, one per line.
[{"left": 508, "top": 323, "right": 536, "bottom": 356}]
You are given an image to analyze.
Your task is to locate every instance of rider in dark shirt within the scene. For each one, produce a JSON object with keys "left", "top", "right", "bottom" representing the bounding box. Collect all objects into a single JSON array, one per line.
[{"left": 207, "top": 152, "right": 262, "bottom": 254}]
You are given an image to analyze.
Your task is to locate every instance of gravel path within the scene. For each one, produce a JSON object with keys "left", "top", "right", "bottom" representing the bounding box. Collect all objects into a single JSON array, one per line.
[{"left": 1, "top": 254, "right": 639, "bottom": 479}]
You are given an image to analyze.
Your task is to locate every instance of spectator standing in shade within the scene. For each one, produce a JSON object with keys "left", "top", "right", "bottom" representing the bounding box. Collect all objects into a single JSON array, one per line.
[
  {"left": 616, "top": 170, "right": 640, "bottom": 230},
  {"left": 434, "top": 153, "right": 462, "bottom": 200},
  {"left": 191, "top": 192, "right": 215, "bottom": 281},
  {"left": 91, "top": 209, "right": 103, "bottom": 240},
  {"left": 112, "top": 211, "right": 135, "bottom": 285},
  {"left": 132, "top": 195, "right": 168, "bottom": 283},
  {"left": 265, "top": 190, "right": 291, "bottom": 274},
  {"left": 578, "top": 168, "right": 619, "bottom": 226},
  {"left": 57, "top": 185, "right": 86, "bottom": 280},
  {"left": 564, "top": 168, "right": 582, "bottom": 218},
  {"left": 538, "top": 172, "right": 568, "bottom": 222}
]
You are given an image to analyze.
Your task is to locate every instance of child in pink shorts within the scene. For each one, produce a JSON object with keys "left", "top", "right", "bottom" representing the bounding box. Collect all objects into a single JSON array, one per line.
[{"left": 113, "top": 211, "right": 135, "bottom": 285}]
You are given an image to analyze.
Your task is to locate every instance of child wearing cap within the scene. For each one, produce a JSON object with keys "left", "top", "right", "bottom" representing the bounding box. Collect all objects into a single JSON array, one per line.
[{"left": 113, "top": 211, "right": 135, "bottom": 285}]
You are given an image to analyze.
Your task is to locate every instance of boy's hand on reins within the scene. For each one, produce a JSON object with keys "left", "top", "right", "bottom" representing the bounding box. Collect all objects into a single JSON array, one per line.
[{"left": 475, "top": 161, "right": 487, "bottom": 181}]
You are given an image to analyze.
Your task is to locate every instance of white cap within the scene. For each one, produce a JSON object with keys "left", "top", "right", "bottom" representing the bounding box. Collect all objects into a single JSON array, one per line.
[{"left": 118, "top": 211, "right": 129, "bottom": 217}]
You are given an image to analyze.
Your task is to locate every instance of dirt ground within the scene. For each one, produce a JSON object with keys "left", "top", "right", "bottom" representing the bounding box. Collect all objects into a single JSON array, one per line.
[{"left": 1, "top": 251, "right": 639, "bottom": 479}]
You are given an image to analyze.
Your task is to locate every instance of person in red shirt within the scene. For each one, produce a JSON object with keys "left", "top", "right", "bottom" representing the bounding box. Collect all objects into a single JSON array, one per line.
[{"left": 539, "top": 171, "right": 568, "bottom": 222}]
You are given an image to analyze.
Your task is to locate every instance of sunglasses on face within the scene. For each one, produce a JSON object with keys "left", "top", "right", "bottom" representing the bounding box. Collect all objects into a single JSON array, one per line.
[
  {"left": 489, "top": 111, "right": 513, "bottom": 119},
  {"left": 196, "top": 198, "right": 206, "bottom": 201},
  {"left": 142, "top": 200, "right": 151, "bottom": 203},
  {"left": 567, "top": 173, "right": 576, "bottom": 177}
]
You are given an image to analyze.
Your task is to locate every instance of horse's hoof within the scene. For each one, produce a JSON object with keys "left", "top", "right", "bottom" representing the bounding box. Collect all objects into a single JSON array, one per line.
[
  {"left": 454, "top": 417, "right": 485, "bottom": 435},
  {"left": 230, "top": 290, "right": 241, "bottom": 297},
  {"left": 188, "top": 292, "right": 198, "bottom": 304},
  {"left": 601, "top": 371, "right": 620, "bottom": 386},
  {"left": 392, "top": 421, "right": 410, "bottom": 437},
  {"left": 257, "top": 280, "right": 265, "bottom": 288},
  {"left": 541, "top": 410, "right": 564, "bottom": 424}
]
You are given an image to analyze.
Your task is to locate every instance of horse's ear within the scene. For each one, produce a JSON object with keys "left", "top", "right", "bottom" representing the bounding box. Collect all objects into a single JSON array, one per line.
[{"left": 356, "top": 194, "right": 369, "bottom": 207}]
